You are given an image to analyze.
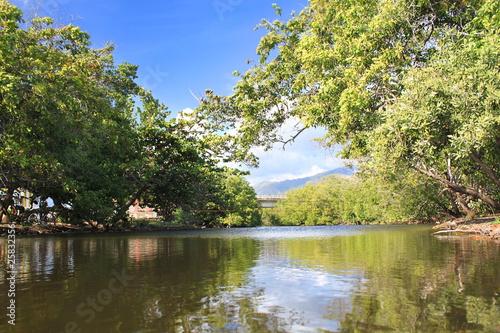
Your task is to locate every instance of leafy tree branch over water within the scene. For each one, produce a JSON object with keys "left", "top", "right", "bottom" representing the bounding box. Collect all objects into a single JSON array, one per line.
[{"left": 196, "top": 0, "right": 500, "bottom": 220}]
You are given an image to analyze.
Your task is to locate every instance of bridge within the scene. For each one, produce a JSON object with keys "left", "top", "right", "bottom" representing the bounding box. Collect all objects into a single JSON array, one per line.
[{"left": 256, "top": 194, "right": 287, "bottom": 208}]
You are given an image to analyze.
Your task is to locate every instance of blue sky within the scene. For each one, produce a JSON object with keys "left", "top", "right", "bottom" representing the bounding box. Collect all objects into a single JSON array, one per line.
[{"left": 14, "top": 0, "right": 346, "bottom": 185}]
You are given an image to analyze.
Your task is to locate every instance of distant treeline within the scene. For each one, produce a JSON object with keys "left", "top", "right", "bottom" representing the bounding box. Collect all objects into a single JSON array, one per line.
[{"left": 262, "top": 173, "right": 484, "bottom": 226}]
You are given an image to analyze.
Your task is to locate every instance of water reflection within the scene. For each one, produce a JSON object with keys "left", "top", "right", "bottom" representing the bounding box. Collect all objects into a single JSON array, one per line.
[
  {"left": 245, "top": 259, "right": 360, "bottom": 332},
  {"left": 129, "top": 237, "right": 161, "bottom": 265},
  {"left": 0, "top": 226, "right": 499, "bottom": 332},
  {"left": 0, "top": 237, "right": 75, "bottom": 283}
]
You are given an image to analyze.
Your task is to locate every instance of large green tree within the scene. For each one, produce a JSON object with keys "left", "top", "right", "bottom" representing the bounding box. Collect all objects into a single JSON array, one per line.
[
  {"left": 217, "top": 172, "right": 261, "bottom": 227},
  {"left": 0, "top": 1, "right": 142, "bottom": 222},
  {"left": 194, "top": 0, "right": 500, "bottom": 217},
  {"left": 369, "top": 19, "right": 500, "bottom": 213},
  {"left": 0, "top": 1, "right": 241, "bottom": 225},
  {"left": 195, "top": 0, "right": 482, "bottom": 159}
]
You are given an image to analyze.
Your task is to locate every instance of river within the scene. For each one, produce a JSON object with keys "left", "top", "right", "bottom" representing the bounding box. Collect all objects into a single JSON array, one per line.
[{"left": 0, "top": 225, "right": 499, "bottom": 332}]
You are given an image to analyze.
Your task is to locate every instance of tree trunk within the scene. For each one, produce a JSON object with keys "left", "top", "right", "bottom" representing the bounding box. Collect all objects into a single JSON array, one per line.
[
  {"left": 454, "top": 192, "right": 475, "bottom": 216},
  {"left": 470, "top": 150, "right": 500, "bottom": 189},
  {"left": 0, "top": 207, "right": 6, "bottom": 223},
  {"left": 414, "top": 166, "right": 500, "bottom": 211},
  {"left": 110, "top": 186, "right": 148, "bottom": 225},
  {"left": 445, "top": 190, "right": 462, "bottom": 216},
  {"left": 0, "top": 188, "right": 15, "bottom": 223},
  {"left": 438, "top": 188, "right": 462, "bottom": 217}
]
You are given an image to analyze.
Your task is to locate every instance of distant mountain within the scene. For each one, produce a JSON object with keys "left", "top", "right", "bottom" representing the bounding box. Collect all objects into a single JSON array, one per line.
[{"left": 252, "top": 167, "right": 355, "bottom": 195}]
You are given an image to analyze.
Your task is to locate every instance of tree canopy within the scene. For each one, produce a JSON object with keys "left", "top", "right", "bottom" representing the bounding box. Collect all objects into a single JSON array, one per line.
[
  {"left": 195, "top": 0, "right": 500, "bottom": 218},
  {"left": 0, "top": 1, "right": 259, "bottom": 225},
  {"left": 196, "top": 0, "right": 484, "bottom": 158},
  {"left": 264, "top": 173, "right": 446, "bottom": 225},
  {"left": 0, "top": 1, "right": 140, "bottom": 222},
  {"left": 369, "top": 25, "right": 500, "bottom": 214}
]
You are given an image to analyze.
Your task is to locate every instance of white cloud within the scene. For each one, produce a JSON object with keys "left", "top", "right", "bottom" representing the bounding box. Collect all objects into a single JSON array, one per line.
[
  {"left": 243, "top": 125, "right": 346, "bottom": 185},
  {"left": 271, "top": 165, "right": 328, "bottom": 182},
  {"left": 177, "top": 110, "right": 347, "bottom": 185},
  {"left": 176, "top": 107, "right": 195, "bottom": 122}
]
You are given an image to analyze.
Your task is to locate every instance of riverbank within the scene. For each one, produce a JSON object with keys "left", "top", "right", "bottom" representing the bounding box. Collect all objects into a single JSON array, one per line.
[
  {"left": 1, "top": 216, "right": 499, "bottom": 239},
  {"left": 431, "top": 216, "right": 500, "bottom": 240},
  {"left": 0, "top": 222, "right": 198, "bottom": 237}
]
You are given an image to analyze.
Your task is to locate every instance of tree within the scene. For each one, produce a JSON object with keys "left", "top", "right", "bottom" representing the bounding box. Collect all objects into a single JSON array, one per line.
[
  {"left": 264, "top": 172, "right": 451, "bottom": 225},
  {"left": 133, "top": 115, "right": 222, "bottom": 223},
  {"left": 195, "top": 0, "right": 483, "bottom": 161},
  {"left": 193, "top": 0, "right": 500, "bottom": 218},
  {"left": 0, "top": 2, "right": 242, "bottom": 225},
  {"left": 0, "top": 1, "right": 144, "bottom": 222},
  {"left": 369, "top": 23, "right": 500, "bottom": 214},
  {"left": 217, "top": 172, "right": 261, "bottom": 227}
]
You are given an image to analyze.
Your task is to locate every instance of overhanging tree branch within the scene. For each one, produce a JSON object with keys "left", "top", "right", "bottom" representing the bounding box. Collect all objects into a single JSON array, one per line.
[
  {"left": 414, "top": 166, "right": 500, "bottom": 210},
  {"left": 470, "top": 150, "right": 500, "bottom": 189}
]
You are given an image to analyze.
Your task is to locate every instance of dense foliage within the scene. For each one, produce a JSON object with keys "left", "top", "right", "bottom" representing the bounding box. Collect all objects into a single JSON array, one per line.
[
  {"left": 0, "top": 1, "right": 138, "bottom": 222},
  {"left": 174, "top": 170, "right": 261, "bottom": 227},
  {"left": 369, "top": 23, "right": 500, "bottom": 216},
  {"left": 196, "top": 0, "right": 483, "bottom": 156},
  {"left": 196, "top": 0, "right": 500, "bottom": 220},
  {"left": 0, "top": 1, "right": 259, "bottom": 226},
  {"left": 264, "top": 174, "right": 447, "bottom": 225},
  {"left": 213, "top": 172, "right": 261, "bottom": 227}
]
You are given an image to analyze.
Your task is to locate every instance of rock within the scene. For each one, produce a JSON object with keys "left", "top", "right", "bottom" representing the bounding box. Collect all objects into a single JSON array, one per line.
[{"left": 490, "top": 229, "right": 500, "bottom": 239}]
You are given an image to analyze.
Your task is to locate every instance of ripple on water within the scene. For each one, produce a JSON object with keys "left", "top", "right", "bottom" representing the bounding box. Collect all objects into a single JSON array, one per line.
[{"left": 161, "top": 225, "right": 374, "bottom": 240}]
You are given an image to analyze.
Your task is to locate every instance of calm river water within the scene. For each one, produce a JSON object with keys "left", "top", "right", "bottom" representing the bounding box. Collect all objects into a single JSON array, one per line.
[{"left": 1, "top": 225, "right": 499, "bottom": 332}]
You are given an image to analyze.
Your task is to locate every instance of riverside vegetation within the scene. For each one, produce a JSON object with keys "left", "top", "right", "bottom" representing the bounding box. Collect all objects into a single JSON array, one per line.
[
  {"left": 0, "top": 1, "right": 260, "bottom": 228},
  {"left": 1, "top": 0, "right": 500, "bottom": 230}
]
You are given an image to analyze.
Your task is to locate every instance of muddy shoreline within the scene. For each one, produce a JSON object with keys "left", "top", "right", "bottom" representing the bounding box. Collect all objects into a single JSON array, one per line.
[
  {"left": 431, "top": 216, "right": 500, "bottom": 240},
  {"left": 0, "top": 222, "right": 199, "bottom": 237}
]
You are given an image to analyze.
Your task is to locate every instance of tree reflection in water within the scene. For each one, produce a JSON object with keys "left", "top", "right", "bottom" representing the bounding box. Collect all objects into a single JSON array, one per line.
[{"left": 0, "top": 226, "right": 499, "bottom": 332}]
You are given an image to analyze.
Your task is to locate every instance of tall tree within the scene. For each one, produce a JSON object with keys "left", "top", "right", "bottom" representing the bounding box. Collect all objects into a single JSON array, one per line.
[
  {"left": 369, "top": 20, "right": 500, "bottom": 213},
  {"left": 217, "top": 172, "right": 261, "bottom": 227},
  {"left": 195, "top": 0, "right": 482, "bottom": 160},
  {"left": 193, "top": 0, "right": 499, "bottom": 217},
  {"left": 0, "top": 1, "right": 143, "bottom": 221},
  {"left": 0, "top": 2, "right": 238, "bottom": 224}
]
